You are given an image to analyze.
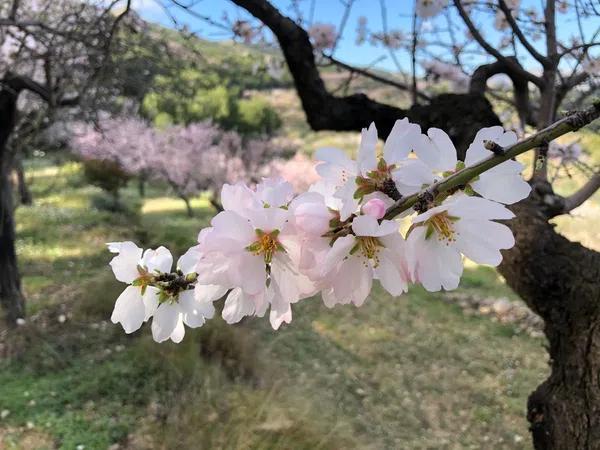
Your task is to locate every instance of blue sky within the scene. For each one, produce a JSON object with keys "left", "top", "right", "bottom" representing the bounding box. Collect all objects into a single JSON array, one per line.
[{"left": 133, "top": 0, "right": 599, "bottom": 74}]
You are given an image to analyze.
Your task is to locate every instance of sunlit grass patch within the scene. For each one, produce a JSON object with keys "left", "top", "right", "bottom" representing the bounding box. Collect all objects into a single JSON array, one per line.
[{"left": 141, "top": 195, "right": 212, "bottom": 214}]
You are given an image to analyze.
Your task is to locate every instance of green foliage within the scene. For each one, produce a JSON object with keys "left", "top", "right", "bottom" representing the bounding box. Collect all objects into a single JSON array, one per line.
[
  {"left": 237, "top": 96, "right": 282, "bottom": 135},
  {"left": 82, "top": 159, "right": 130, "bottom": 197},
  {"left": 134, "top": 29, "right": 285, "bottom": 135}
]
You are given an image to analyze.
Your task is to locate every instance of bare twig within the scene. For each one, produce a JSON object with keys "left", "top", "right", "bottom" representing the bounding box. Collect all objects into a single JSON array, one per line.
[{"left": 322, "top": 54, "right": 431, "bottom": 101}]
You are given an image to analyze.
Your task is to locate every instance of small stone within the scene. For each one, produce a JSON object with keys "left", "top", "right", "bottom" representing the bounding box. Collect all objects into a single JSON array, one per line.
[
  {"left": 492, "top": 298, "right": 512, "bottom": 315},
  {"left": 1, "top": 410, "right": 10, "bottom": 419},
  {"left": 26, "top": 421, "right": 34, "bottom": 429},
  {"left": 514, "top": 434, "right": 523, "bottom": 443},
  {"left": 58, "top": 314, "right": 67, "bottom": 323},
  {"left": 16, "top": 318, "right": 26, "bottom": 326}
]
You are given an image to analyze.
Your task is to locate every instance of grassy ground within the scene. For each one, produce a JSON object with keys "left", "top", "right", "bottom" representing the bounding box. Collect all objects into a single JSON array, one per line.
[{"left": 0, "top": 92, "right": 598, "bottom": 449}]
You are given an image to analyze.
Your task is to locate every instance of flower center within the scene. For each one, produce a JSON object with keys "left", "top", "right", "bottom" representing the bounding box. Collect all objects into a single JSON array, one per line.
[
  {"left": 246, "top": 229, "right": 285, "bottom": 264},
  {"left": 426, "top": 211, "right": 458, "bottom": 243},
  {"left": 354, "top": 236, "right": 383, "bottom": 267}
]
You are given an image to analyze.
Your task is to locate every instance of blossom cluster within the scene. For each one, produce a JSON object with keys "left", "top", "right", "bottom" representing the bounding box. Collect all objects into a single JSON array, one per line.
[
  {"left": 69, "top": 118, "right": 309, "bottom": 205},
  {"left": 108, "top": 119, "right": 531, "bottom": 342}
]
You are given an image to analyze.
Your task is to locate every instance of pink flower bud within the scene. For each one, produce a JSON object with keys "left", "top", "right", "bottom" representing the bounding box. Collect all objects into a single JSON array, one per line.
[{"left": 362, "top": 198, "right": 386, "bottom": 219}]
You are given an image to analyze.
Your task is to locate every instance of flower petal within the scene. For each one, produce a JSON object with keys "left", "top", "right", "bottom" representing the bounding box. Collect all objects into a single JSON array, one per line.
[
  {"left": 427, "top": 128, "right": 458, "bottom": 171},
  {"left": 107, "top": 242, "right": 142, "bottom": 284},
  {"left": 222, "top": 288, "right": 255, "bottom": 324},
  {"left": 383, "top": 118, "right": 422, "bottom": 162},
  {"left": 179, "top": 290, "right": 213, "bottom": 328},
  {"left": 151, "top": 304, "right": 180, "bottom": 343},
  {"left": 111, "top": 285, "right": 145, "bottom": 333},
  {"left": 194, "top": 284, "right": 228, "bottom": 303},
  {"left": 142, "top": 246, "right": 173, "bottom": 274},
  {"left": 454, "top": 219, "right": 515, "bottom": 266},
  {"left": 358, "top": 122, "right": 378, "bottom": 175},
  {"left": 177, "top": 246, "right": 200, "bottom": 275},
  {"left": 142, "top": 286, "right": 160, "bottom": 321}
]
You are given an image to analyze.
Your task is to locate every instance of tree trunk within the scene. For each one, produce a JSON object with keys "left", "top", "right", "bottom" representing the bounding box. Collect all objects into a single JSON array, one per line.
[
  {"left": 138, "top": 173, "right": 146, "bottom": 198},
  {"left": 499, "top": 197, "right": 600, "bottom": 449},
  {"left": 181, "top": 195, "right": 193, "bottom": 217},
  {"left": 0, "top": 88, "right": 26, "bottom": 324},
  {"left": 14, "top": 157, "right": 32, "bottom": 206},
  {"left": 209, "top": 192, "right": 224, "bottom": 213}
]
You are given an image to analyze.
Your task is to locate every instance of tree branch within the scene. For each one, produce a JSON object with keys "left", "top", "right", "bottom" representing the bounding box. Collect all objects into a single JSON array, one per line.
[
  {"left": 384, "top": 102, "right": 600, "bottom": 219},
  {"left": 231, "top": 0, "right": 501, "bottom": 151},
  {"left": 322, "top": 54, "right": 431, "bottom": 102},
  {"left": 470, "top": 58, "right": 535, "bottom": 127},
  {"left": 498, "top": 0, "right": 550, "bottom": 68},
  {"left": 562, "top": 173, "right": 600, "bottom": 214},
  {"left": 453, "top": 0, "right": 544, "bottom": 88}
]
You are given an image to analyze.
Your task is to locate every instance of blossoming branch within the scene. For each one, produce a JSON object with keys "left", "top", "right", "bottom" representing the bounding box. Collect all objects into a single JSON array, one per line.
[{"left": 107, "top": 103, "right": 600, "bottom": 343}]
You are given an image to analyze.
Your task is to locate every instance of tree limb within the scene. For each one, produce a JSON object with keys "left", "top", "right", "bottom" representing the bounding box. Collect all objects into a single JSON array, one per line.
[
  {"left": 453, "top": 0, "right": 544, "bottom": 89},
  {"left": 562, "top": 173, "right": 600, "bottom": 214},
  {"left": 498, "top": 0, "right": 550, "bottom": 68},
  {"left": 230, "top": 0, "right": 501, "bottom": 151},
  {"left": 470, "top": 58, "right": 535, "bottom": 127},
  {"left": 322, "top": 54, "right": 431, "bottom": 102}
]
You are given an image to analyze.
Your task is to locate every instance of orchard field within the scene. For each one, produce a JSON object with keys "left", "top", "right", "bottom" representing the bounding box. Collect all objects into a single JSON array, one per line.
[{"left": 1, "top": 81, "right": 598, "bottom": 448}]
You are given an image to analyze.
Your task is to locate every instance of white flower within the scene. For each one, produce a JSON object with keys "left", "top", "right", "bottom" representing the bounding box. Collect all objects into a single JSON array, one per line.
[
  {"left": 108, "top": 242, "right": 214, "bottom": 342},
  {"left": 108, "top": 242, "right": 172, "bottom": 334},
  {"left": 406, "top": 195, "right": 515, "bottom": 292},
  {"left": 149, "top": 247, "right": 215, "bottom": 343},
  {"left": 197, "top": 179, "right": 315, "bottom": 330},
  {"left": 319, "top": 215, "right": 409, "bottom": 307},
  {"left": 416, "top": 0, "right": 448, "bottom": 18},
  {"left": 315, "top": 120, "right": 423, "bottom": 220},
  {"left": 393, "top": 126, "right": 531, "bottom": 205}
]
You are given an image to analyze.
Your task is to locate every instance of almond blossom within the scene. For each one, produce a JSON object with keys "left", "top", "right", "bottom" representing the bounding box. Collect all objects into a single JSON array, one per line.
[
  {"left": 108, "top": 242, "right": 214, "bottom": 342},
  {"left": 393, "top": 125, "right": 531, "bottom": 205},
  {"left": 105, "top": 118, "right": 530, "bottom": 342},
  {"left": 319, "top": 215, "right": 409, "bottom": 308},
  {"left": 406, "top": 195, "right": 515, "bottom": 292},
  {"left": 195, "top": 179, "right": 315, "bottom": 330},
  {"left": 315, "top": 119, "right": 423, "bottom": 220},
  {"left": 108, "top": 242, "right": 172, "bottom": 334},
  {"left": 416, "top": 0, "right": 448, "bottom": 18}
]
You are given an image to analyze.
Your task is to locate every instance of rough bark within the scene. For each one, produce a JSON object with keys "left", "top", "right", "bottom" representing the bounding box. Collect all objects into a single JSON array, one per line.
[
  {"left": 499, "top": 196, "right": 600, "bottom": 450},
  {"left": 0, "top": 87, "right": 26, "bottom": 324},
  {"left": 14, "top": 157, "right": 32, "bottom": 206}
]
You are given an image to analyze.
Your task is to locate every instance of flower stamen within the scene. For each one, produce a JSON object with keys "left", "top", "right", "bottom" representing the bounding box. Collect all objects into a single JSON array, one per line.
[
  {"left": 246, "top": 229, "right": 285, "bottom": 264},
  {"left": 426, "top": 211, "right": 458, "bottom": 244}
]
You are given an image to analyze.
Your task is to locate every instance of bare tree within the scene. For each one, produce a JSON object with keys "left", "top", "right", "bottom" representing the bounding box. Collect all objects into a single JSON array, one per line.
[
  {"left": 169, "top": 0, "right": 600, "bottom": 447},
  {"left": 0, "top": 0, "right": 133, "bottom": 324}
]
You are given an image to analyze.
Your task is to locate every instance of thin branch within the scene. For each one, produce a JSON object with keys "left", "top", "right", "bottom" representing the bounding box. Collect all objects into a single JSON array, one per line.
[
  {"left": 322, "top": 54, "right": 431, "bottom": 101},
  {"left": 330, "top": 0, "right": 354, "bottom": 54},
  {"left": 498, "top": 0, "right": 549, "bottom": 67},
  {"left": 384, "top": 102, "right": 600, "bottom": 219},
  {"left": 453, "top": 0, "right": 544, "bottom": 88},
  {"left": 562, "top": 173, "right": 600, "bottom": 213}
]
